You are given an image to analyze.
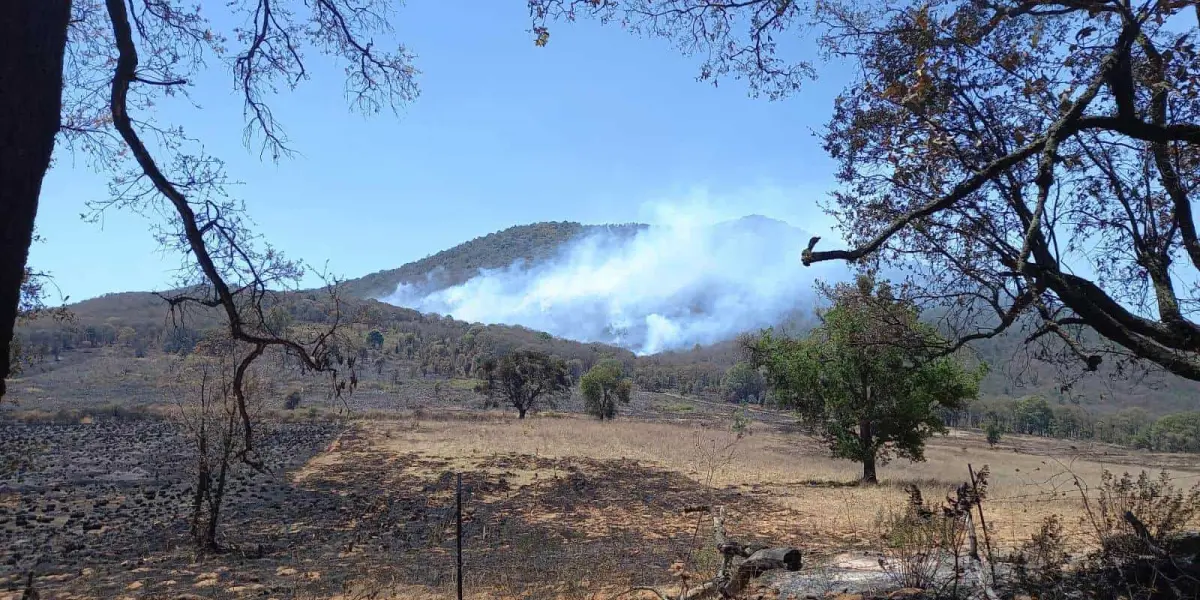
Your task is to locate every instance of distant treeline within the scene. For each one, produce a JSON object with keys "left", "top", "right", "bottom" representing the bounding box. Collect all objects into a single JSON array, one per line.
[
  {"left": 941, "top": 395, "right": 1200, "bottom": 453},
  {"left": 14, "top": 293, "right": 1200, "bottom": 455}
]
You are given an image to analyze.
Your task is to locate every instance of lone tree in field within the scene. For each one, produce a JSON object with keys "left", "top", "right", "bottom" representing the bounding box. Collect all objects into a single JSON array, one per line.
[
  {"left": 531, "top": 1, "right": 1200, "bottom": 383},
  {"left": 580, "top": 358, "right": 633, "bottom": 420},
  {"left": 478, "top": 350, "right": 571, "bottom": 419},
  {"left": 745, "top": 274, "right": 982, "bottom": 484},
  {"left": 2, "top": 2, "right": 409, "bottom": 450},
  {"left": 986, "top": 422, "right": 1002, "bottom": 448}
]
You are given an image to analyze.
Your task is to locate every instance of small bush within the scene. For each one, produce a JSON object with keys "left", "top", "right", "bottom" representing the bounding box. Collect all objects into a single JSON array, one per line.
[
  {"left": 1086, "top": 469, "right": 1200, "bottom": 556},
  {"left": 985, "top": 423, "right": 1002, "bottom": 447},
  {"left": 1012, "top": 515, "right": 1069, "bottom": 598},
  {"left": 1014, "top": 469, "right": 1200, "bottom": 600},
  {"left": 875, "top": 486, "right": 967, "bottom": 593}
]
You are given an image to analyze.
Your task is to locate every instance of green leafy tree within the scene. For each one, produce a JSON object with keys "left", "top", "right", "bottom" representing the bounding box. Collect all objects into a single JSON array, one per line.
[
  {"left": 722, "top": 361, "right": 766, "bottom": 404},
  {"left": 1141, "top": 412, "right": 1200, "bottom": 453},
  {"left": 478, "top": 350, "right": 570, "bottom": 419},
  {"left": 580, "top": 359, "right": 633, "bottom": 420},
  {"left": 1014, "top": 396, "right": 1056, "bottom": 436},
  {"left": 986, "top": 422, "right": 1002, "bottom": 448},
  {"left": 366, "top": 330, "right": 385, "bottom": 350},
  {"left": 746, "top": 275, "right": 983, "bottom": 484}
]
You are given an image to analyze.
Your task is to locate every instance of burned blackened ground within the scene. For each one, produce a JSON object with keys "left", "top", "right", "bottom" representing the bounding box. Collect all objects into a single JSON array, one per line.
[{"left": 0, "top": 417, "right": 804, "bottom": 599}]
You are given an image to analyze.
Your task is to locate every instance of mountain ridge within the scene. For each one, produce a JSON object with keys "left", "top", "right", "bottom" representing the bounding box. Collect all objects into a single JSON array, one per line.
[
  {"left": 337, "top": 221, "right": 648, "bottom": 300},
  {"left": 38, "top": 217, "right": 1200, "bottom": 416}
]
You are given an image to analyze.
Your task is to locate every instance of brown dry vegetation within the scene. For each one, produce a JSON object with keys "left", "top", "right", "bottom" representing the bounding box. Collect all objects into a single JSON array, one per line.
[
  {"left": 4, "top": 402, "right": 1199, "bottom": 600},
  {"left": 357, "top": 412, "right": 1200, "bottom": 552}
]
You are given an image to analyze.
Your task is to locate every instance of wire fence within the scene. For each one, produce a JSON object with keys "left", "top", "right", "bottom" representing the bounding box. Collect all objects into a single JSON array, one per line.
[{"left": 340, "top": 459, "right": 1200, "bottom": 599}]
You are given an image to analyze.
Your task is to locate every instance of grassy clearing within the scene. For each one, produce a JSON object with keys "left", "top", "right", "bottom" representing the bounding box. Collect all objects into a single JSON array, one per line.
[
  {"left": 661, "top": 400, "right": 696, "bottom": 413},
  {"left": 447, "top": 378, "right": 485, "bottom": 390},
  {"left": 359, "top": 412, "right": 1200, "bottom": 553}
]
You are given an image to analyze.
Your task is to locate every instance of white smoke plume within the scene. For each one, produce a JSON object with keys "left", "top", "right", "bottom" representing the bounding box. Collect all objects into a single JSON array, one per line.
[{"left": 382, "top": 202, "right": 852, "bottom": 355}]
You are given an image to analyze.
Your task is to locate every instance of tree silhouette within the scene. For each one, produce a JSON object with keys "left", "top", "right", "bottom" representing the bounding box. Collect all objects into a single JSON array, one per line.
[
  {"left": 2, "top": 0, "right": 417, "bottom": 456},
  {"left": 532, "top": 1, "right": 1200, "bottom": 383},
  {"left": 479, "top": 350, "right": 571, "bottom": 419}
]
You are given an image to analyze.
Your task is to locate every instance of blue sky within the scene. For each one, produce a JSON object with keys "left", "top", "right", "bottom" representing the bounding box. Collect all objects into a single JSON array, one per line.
[{"left": 33, "top": 1, "right": 848, "bottom": 303}]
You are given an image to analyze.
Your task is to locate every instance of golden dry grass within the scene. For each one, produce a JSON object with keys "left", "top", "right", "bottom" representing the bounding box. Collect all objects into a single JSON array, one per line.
[
  {"left": 20, "top": 409, "right": 1198, "bottom": 600},
  {"left": 355, "top": 411, "right": 1200, "bottom": 553}
]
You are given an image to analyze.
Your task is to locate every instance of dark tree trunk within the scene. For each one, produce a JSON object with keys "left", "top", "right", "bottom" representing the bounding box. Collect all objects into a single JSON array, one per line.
[
  {"left": 517, "top": 406, "right": 527, "bottom": 419},
  {"left": 191, "top": 441, "right": 209, "bottom": 543},
  {"left": 862, "top": 453, "right": 878, "bottom": 484},
  {"left": 0, "top": 1, "right": 70, "bottom": 400},
  {"left": 205, "top": 454, "right": 227, "bottom": 551},
  {"left": 203, "top": 415, "right": 236, "bottom": 552},
  {"left": 859, "top": 418, "right": 878, "bottom": 484}
]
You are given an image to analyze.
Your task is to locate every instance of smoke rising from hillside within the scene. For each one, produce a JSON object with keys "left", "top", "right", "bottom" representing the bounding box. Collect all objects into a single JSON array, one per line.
[{"left": 382, "top": 212, "right": 850, "bottom": 355}]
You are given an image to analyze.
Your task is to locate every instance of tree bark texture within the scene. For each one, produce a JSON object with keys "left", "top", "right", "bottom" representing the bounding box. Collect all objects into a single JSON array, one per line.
[{"left": 0, "top": 1, "right": 71, "bottom": 400}]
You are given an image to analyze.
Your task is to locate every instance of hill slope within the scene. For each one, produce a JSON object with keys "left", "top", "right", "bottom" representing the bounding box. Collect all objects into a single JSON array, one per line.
[
  {"left": 339, "top": 221, "right": 647, "bottom": 300},
  {"left": 19, "top": 217, "right": 1200, "bottom": 417},
  {"left": 376, "top": 215, "right": 836, "bottom": 354}
]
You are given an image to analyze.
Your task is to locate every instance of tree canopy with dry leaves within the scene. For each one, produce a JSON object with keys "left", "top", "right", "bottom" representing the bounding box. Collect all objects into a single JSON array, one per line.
[
  {"left": 531, "top": 0, "right": 1200, "bottom": 384},
  {"left": 2, "top": 0, "right": 418, "bottom": 456}
]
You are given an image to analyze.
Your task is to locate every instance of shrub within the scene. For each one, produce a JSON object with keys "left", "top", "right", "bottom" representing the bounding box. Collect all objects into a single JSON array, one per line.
[
  {"left": 1012, "top": 515, "right": 1069, "bottom": 598},
  {"left": 985, "top": 422, "right": 1002, "bottom": 447},
  {"left": 875, "top": 487, "right": 967, "bottom": 593},
  {"left": 1000, "top": 469, "right": 1200, "bottom": 600},
  {"left": 1086, "top": 469, "right": 1200, "bottom": 554}
]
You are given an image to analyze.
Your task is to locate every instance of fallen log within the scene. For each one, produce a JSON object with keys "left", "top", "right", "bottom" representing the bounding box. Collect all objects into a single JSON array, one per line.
[
  {"left": 743, "top": 547, "right": 803, "bottom": 575},
  {"left": 681, "top": 506, "right": 801, "bottom": 600}
]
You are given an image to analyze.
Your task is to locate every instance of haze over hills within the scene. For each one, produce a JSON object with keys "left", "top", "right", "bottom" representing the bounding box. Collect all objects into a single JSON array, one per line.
[
  {"left": 341, "top": 217, "right": 1200, "bottom": 414},
  {"left": 32, "top": 215, "right": 1200, "bottom": 416},
  {"left": 372, "top": 215, "right": 849, "bottom": 354}
]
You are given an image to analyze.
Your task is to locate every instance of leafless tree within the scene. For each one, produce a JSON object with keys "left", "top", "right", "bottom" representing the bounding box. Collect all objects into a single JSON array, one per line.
[
  {"left": 172, "top": 329, "right": 268, "bottom": 551},
  {"left": 2, "top": 0, "right": 419, "bottom": 456}
]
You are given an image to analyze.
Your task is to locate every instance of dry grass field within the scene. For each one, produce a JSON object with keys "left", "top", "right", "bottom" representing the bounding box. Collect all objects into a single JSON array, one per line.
[
  {"left": 4, "top": 405, "right": 1199, "bottom": 600},
  {"left": 354, "top": 411, "right": 1200, "bottom": 552}
]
